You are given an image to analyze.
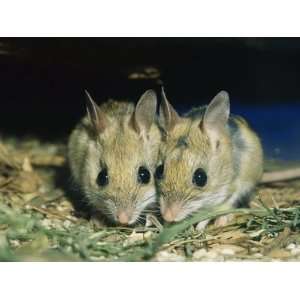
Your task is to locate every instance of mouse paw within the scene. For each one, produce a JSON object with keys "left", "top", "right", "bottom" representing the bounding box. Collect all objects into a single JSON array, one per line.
[
  {"left": 145, "top": 214, "right": 163, "bottom": 232},
  {"left": 214, "top": 214, "right": 234, "bottom": 227},
  {"left": 195, "top": 219, "right": 210, "bottom": 232},
  {"left": 89, "top": 216, "right": 106, "bottom": 229}
]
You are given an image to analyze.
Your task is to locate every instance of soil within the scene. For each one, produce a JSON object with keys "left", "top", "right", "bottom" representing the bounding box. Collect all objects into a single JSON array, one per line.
[{"left": 0, "top": 136, "right": 300, "bottom": 261}]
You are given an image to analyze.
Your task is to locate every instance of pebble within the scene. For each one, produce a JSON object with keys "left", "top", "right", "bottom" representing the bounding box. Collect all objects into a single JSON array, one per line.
[
  {"left": 192, "top": 245, "right": 246, "bottom": 260},
  {"left": 64, "top": 246, "right": 72, "bottom": 253},
  {"left": 220, "top": 248, "right": 235, "bottom": 256},
  {"left": 253, "top": 253, "right": 263, "bottom": 258},
  {"left": 291, "top": 248, "right": 300, "bottom": 256},
  {"left": 206, "top": 251, "right": 224, "bottom": 261},
  {"left": 214, "top": 244, "right": 245, "bottom": 255},
  {"left": 286, "top": 243, "right": 296, "bottom": 250},
  {"left": 192, "top": 249, "right": 208, "bottom": 259},
  {"left": 40, "top": 219, "right": 52, "bottom": 228},
  {"left": 143, "top": 231, "right": 153, "bottom": 240},
  {"left": 63, "top": 220, "right": 72, "bottom": 228},
  {"left": 286, "top": 243, "right": 300, "bottom": 256},
  {"left": 9, "top": 239, "right": 21, "bottom": 247},
  {"left": 155, "top": 251, "right": 185, "bottom": 262},
  {"left": 192, "top": 249, "right": 223, "bottom": 261}
]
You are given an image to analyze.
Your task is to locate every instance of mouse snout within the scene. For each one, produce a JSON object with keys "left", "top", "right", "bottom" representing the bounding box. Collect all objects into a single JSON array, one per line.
[
  {"left": 162, "top": 203, "right": 181, "bottom": 223},
  {"left": 116, "top": 211, "right": 131, "bottom": 225}
]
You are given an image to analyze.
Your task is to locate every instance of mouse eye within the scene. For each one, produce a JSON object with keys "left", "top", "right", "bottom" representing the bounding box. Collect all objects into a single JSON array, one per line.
[
  {"left": 192, "top": 168, "right": 207, "bottom": 187},
  {"left": 97, "top": 168, "right": 109, "bottom": 186},
  {"left": 155, "top": 164, "right": 164, "bottom": 180},
  {"left": 138, "top": 166, "right": 151, "bottom": 184}
]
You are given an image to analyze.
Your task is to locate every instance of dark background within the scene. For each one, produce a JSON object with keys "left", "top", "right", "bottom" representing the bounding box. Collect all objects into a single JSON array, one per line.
[{"left": 0, "top": 38, "right": 299, "bottom": 160}]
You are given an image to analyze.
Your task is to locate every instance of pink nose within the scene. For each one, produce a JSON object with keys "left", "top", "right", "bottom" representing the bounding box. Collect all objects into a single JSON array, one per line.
[
  {"left": 117, "top": 211, "right": 130, "bottom": 225},
  {"left": 162, "top": 203, "right": 181, "bottom": 222}
]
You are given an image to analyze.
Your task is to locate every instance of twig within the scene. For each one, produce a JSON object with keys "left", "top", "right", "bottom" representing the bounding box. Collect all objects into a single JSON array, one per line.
[
  {"left": 261, "top": 168, "right": 300, "bottom": 184},
  {"left": 28, "top": 205, "right": 77, "bottom": 223},
  {"left": 30, "top": 155, "right": 66, "bottom": 167}
]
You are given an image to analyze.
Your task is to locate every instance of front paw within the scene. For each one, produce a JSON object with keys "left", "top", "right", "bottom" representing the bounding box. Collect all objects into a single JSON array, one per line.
[
  {"left": 195, "top": 219, "right": 210, "bottom": 231},
  {"left": 214, "top": 214, "right": 234, "bottom": 227},
  {"left": 145, "top": 214, "right": 163, "bottom": 231},
  {"left": 89, "top": 214, "right": 106, "bottom": 229}
]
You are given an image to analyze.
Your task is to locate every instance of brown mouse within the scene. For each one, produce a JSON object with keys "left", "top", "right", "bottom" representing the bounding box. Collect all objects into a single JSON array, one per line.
[
  {"left": 156, "top": 88, "right": 263, "bottom": 230},
  {"left": 68, "top": 90, "right": 161, "bottom": 226}
]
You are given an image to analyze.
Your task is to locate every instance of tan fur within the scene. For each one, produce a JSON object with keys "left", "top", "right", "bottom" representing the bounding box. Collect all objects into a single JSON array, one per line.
[
  {"left": 157, "top": 90, "right": 263, "bottom": 227},
  {"left": 68, "top": 93, "right": 161, "bottom": 225}
]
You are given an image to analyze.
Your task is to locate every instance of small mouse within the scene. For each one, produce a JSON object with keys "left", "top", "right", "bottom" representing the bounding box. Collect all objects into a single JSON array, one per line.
[
  {"left": 155, "top": 88, "right": 263, "bottom": 230},
  {"left": 68, "top": 90, "right": 161, "bottom": 226}
]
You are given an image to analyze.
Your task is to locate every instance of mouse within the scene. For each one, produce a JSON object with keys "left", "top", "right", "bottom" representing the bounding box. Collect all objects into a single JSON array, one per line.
[
  {"left": 68, "top": 89, "right": 161, "bottom": 226},
  {"left": 155, "top": 88, "right": 263, "bottom": 230}
]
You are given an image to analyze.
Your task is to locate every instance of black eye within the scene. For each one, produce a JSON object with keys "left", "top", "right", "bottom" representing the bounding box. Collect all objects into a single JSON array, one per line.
[
  {"left": 155, "top": 164, "right": 164, "bottom": 180},
  {"left": 97, "top": 168, "right": 109, "bottom": 186},
  {"left": 192, "top": 168, "right": 207, "bottom": 187},
  {"left": 138, "top": 166, "right": 151, "bottom": 184}
]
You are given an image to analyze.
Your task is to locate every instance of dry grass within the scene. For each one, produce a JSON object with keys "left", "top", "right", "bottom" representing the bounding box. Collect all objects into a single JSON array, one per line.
[{"left": 0, "top": 136, "right": 300, "bottom": 261}]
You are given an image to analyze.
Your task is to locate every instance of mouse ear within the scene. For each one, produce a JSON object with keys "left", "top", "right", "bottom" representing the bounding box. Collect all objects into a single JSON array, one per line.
[
  {"left": 85, "top": 90, "right": 108, "bottom": 133},
  {"left": 131, "top": 89, "right": 157, "bottom": 135},
  {"left": 201, "top": 90, "right": 230, "bottom": 132},
  {"left": 159, "top": 87, "right": 181, "bottom": 131}
]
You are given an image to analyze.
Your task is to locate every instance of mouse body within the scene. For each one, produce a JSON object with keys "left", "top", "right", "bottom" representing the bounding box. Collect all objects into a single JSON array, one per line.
[
  {"left": 68, "top": 90, "right": 161, "bottom": 226},
  {"left": 156, "top": 89, "right": 263, "bottom": 230}
]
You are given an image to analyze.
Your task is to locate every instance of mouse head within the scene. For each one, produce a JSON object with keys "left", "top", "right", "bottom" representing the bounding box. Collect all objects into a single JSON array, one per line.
[
  {"left": 83, "top": 90, "right": 161, "bottom": 225},
  {"left": 156, "top": 89, "right": 235, "bottom": 223}
]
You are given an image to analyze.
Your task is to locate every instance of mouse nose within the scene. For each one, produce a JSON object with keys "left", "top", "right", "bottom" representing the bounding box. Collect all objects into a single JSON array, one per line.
[
  {"left": 117, "top": 211, "right": 130, "bottom": 225},
  {"left": 162, "top": 203, "right": 181, "bottom": 223}
]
